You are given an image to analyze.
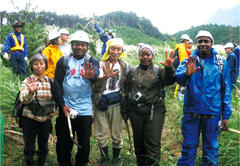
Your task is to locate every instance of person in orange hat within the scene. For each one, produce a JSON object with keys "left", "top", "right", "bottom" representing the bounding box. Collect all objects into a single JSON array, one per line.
[{"left": 3, "top": 21, "right": 28, "bottom": 77}]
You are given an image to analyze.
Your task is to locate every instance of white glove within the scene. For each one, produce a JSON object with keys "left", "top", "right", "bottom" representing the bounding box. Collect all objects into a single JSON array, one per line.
[
  {"left": 69, "top": 108, "right": 78, "bottom": 119},
  {"left": 3, "top": 53, "right": 9, "bottom": 60},
  {"left": 24, "top": 56, "right": 28, "bottom": 62}
]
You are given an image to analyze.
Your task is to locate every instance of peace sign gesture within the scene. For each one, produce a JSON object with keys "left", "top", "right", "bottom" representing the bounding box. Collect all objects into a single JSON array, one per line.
[
  {"left": 185, "top": 56, "right": 200, "bottom": 76},
  {"left": 160, "top": 50, "right": 177, "bottom": 67},
  {"left": 25, "top": 77, "right": 39, "bottom": 94},
  {"left": 80, "top": 62, "right": 96, "bottom": 79}
]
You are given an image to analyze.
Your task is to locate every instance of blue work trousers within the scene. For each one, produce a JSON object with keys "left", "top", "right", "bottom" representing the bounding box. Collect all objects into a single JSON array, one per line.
[
  {"left": 177, "top": 114, "right": 220, "bottom": 166},
  {"left": 10, "top": 52, "right": 26, "bottom": 76}
]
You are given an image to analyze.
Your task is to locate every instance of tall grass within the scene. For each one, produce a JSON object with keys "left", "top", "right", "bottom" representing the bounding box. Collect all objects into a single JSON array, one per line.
[{"left": 1, "top": 49, "right": 239, "bottom": 166}]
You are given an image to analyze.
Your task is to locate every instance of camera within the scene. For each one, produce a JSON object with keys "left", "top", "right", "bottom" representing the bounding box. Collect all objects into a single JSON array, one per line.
[{"left": 133, "top": 92, "right": 142, "bottom": 101}]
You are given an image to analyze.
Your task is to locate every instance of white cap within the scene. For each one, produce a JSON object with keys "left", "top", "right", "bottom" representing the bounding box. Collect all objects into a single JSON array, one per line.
[
  {"left": 195, "top": 30, "right": 214, "bottom": 44},
  {"left": 224, "top": 42, "right": 234, "bottom": 49},
  {"left": 70, "top": 30, "right": 89, "bottom": 43},
  {"left": 180, "top": 34, "right": 190, "bottom": 41},
  {"left": 59, "top": 28, "right": 69, "bottom": 35},
  {"left": 48, "top": 30, "right": 60, "bottom": 41},
  {"left": 188, "top": 39, "right": 193, "bottom": 43}
]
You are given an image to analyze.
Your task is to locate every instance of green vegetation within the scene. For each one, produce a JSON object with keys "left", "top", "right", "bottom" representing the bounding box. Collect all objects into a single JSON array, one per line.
[
  {"left": 1, "top": 52, "right": 239, "bottom": 165},
  {"left": 172, "top": 24, "right": 240, "bottom": 44},
  {"left": 114, "top": 26, "right": 164, "bottom": 45},
  {"left": 0, "top": 5, "right": 239, "bottom": 166},
  {"left": 1, "top": 10, "right": 239, "bottom": 44}
]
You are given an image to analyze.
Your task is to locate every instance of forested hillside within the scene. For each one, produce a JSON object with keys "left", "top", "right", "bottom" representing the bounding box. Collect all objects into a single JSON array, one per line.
[
  {"left": 1, "top": 10, "right": 239, "bottom": 44},
  {"left": 0, "top": 6, "right": 239, "bottom": 166},
  {"left": 171, "top": 24, "right": 240, "bottom": 44}
]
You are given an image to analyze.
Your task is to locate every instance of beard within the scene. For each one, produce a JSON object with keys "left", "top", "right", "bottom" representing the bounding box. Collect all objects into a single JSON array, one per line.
[
  {"left": 198, "top": 48, "right": 211, "bottom": 59},
  {"left": 199, "top": 50, "right": 208, "bottom": 58}
]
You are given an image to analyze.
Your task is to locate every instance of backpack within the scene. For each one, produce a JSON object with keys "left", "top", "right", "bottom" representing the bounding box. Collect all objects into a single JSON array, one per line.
[
  {"left": 12, "top": 77, "right": 53, "bottom": 128},
  {"left": 173, "top": 49, "right": 179, "bottom": 69}
]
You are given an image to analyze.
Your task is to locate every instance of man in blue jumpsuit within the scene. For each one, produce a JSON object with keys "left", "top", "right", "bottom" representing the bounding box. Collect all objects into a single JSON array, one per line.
[
  {"left": 233, "top": 43, "right": 239, "bottom": 79},
  {"left": 224, "top": 43, "right": 237, "bottom": 90},
  {"left": 3, "top": 21, "right": 28, "bottom": 77},
  {"left": 176, "top": 30, "right": 232, "bottom": 166}
]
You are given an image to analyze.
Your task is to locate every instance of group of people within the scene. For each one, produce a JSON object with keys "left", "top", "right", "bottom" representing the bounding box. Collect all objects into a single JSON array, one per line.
[{"left": 2, "top": 20, "right": 237, "bottom": 166}]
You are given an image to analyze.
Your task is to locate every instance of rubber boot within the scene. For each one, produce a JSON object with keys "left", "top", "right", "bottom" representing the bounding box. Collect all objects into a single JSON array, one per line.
[
  {"left": 113, "top": 148, "right": 121, "bottom": 166},
  {"left": 100, "top": 146, "right": 109, "bottom": 166}
]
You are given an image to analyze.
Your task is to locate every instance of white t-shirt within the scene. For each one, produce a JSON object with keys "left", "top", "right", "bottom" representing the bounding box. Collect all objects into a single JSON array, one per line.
[
  {"left": 99, "top": 61, "right": 121, "bottom": 95},
  {"left": 59, "top": 43, "right": 71, "bottom": 56}
]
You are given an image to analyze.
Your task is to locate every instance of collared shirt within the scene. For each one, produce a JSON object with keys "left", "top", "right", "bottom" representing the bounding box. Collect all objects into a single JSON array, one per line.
[{"left": 20, "top": 74, "right": 55, "bottom": 122}]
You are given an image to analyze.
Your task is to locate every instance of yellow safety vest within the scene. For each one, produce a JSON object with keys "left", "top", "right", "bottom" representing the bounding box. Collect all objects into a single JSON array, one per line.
[{"left": 10, "top": 34, "right": 24, "bottom": 51}]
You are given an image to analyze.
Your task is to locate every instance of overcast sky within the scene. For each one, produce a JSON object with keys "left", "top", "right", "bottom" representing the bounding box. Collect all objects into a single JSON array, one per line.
[{"left": 1, "top": 0, "right": 240, "bottom": 34}]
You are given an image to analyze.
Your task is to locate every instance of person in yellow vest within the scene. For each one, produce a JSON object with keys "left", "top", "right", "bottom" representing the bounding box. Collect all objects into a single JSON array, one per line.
[
  {"left": 174, "top": 34, "right": 190, "bottom": 100},
  {"left": 3, "top": 21, "right": 28, "bottom": 77},
  {"left": 42, "top": 30, "right": 63, "bottom": 79}
]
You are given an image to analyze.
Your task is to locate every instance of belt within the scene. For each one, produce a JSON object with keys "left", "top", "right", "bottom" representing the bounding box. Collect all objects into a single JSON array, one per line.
[{"left": 129, "top": 102, "right": 155, "bottom": 120}]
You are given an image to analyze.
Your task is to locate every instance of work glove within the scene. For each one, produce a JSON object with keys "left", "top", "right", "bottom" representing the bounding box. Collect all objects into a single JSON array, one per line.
[
  {"left": 3, "top": 53, "right": 9, "bottom": 60},
  {"left": 24, "top": 56, "right": 28, "bottom": 63},
  {"left": 69, "top": 108, "right": 78, "bottom": 119}
]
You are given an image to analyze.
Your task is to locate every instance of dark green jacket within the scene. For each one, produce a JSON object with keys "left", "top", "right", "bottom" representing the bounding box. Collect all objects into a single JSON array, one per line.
[{"left": 123, "top": 63, "right": 175, "bottom": 114}]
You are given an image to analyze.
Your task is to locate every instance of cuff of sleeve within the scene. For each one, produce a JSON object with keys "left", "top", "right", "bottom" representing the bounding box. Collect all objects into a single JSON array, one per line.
[
  {"left": 222, "top": 114, "right": 231, "bottom": 120},
  {"left": 25, "top": 91, "right": 36, "bottom": 101}
]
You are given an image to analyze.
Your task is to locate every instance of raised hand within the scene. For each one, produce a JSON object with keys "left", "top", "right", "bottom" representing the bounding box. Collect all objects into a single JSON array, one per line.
[
  {"left": 25, "top": 77, "right": 39, "bottom": 94},
  {"left": 102, "top": 61, "right": 120, "bottom": 79},
  {"left": 160, "top": 50, "right": 177, "bottom": 67},
  {"left": 80, "top": 62, "right": 96, "bottom": 79},
  {"left": 185, "top": 56, "right": 200, "bottom": 76},
  {"left": 63, "top": 105, "right": 70, "bottom": 117}
]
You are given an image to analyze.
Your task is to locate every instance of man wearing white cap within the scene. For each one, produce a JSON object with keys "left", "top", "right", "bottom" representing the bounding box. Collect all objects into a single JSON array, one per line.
[
  {"left": 59, "top": 28, "right": 71, "bottom": 56},
  {"left": 176, "top": 30, "right": 232, "bottom": 165},
  {"left": 53, "top": 30, "right": 100, "bottom": 166},
  {"left": 224, "top": 42, "right": 237, "bottom": 89},
  {"left": 93, "top": 38, "right": 130, "bottom": 166}
]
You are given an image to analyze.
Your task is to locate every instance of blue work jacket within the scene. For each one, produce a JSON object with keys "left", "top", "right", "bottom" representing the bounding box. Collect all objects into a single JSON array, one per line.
[
  {"left": 3, "top": 31, "right": 28, "bottom": 57},
  {"left": 176, "top": 48, "right": 232, "bottom": 120}
]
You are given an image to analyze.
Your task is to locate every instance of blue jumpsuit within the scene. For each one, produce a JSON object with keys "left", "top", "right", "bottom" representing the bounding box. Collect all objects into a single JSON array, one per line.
[
  {"left": 234, "top": 47, "right": 239, "bottom": 78},
  {"left": 226, "top": 51, "right": 237, "bottom": 89},
  {"left": 176, "top": 48, "right": 232, "bottom": 166}
]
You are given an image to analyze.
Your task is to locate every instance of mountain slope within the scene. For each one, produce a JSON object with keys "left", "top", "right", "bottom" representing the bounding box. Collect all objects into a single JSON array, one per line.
[
  {"left": 206, "top": 5, "right": 240, "bottom": 27},
  {"left": 171, "top": 24, "right": 240, "bottom": 44}
]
